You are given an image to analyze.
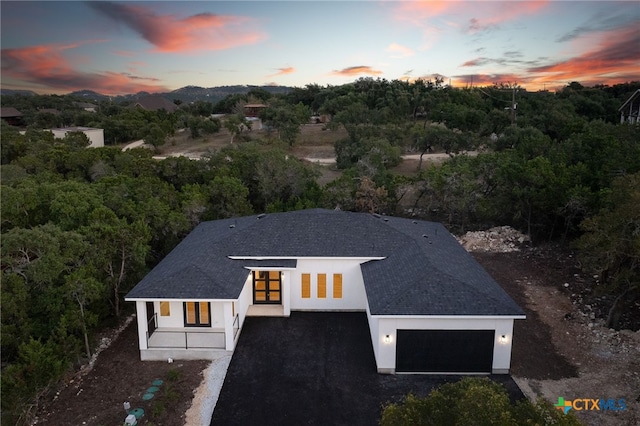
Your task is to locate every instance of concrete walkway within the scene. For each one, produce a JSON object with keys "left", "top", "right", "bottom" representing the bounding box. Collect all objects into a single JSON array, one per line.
[{"left": 184, "top": 355, "right": 232, "bottom": 426}]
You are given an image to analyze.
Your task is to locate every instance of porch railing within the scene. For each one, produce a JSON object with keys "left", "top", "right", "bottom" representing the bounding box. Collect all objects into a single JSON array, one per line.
[
  {"left": 233, "top": 314, "right": 240, "bottom": 339},
  {"left": 146, "top": 329, "right": 226, "bottom": 350},
  {"left": 147, "top": 312, "right": 157, "bottom": 334}
]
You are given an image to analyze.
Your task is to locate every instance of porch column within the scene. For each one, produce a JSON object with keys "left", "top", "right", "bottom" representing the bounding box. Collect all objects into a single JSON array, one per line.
[
  {"left": 223, "top": 302, "right": 234, "bottom": 350},
  {"left": 282, "top": 271, "right": 291, "bottom": 317},
  {"left": 135, "top": 301, "right": 148, "bottom": 351},
  {"left": 492, "top": 320, "right": 515, "bottom": 374}
]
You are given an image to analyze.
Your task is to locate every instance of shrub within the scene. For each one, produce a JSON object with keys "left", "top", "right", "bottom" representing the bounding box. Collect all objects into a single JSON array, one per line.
[{"left": 380, "top": 377, "right": 581, "bottom": 426}]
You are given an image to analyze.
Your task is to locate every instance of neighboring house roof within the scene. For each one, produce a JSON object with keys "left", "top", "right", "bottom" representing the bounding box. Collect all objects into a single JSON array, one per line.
[
  {"left": 133, "top": 95, "right": 178, "bottom": 113},
  {"left": 244, "top": 104, "right": 267, "bottom": 117},
  {"left": 126, "top": 209, "right": 524, "bottom": 317},
  {"left": 0, "top": 107, "right": 23, "bottom": 117}
]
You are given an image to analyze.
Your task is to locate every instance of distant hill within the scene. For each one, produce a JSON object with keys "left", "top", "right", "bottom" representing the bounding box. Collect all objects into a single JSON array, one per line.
[
  {"left": 69, "top": 90, "right": 112, "bottom": 102},
  {"left": 65, "top": 85, "right": 295, "bottom": 105},
  {"left": 2, "top": 85, "right": 294, "bottom": 105},
  {"left": 168, "top": 85, "right": 294, "bottom": 104}
]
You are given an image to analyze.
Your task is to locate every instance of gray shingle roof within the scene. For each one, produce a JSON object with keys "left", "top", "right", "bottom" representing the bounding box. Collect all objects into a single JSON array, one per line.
[
  {"left": 126, "top": 209, "right": 524, "bottom": 316},
  {"left": 134, "top": 95, "right": 178, "bottom": 112},
  {"left": 0, "top": 107, "right": 22, "bottom": 117}
]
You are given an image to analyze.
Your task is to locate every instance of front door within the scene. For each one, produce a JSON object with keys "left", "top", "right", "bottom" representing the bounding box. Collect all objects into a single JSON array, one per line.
[{"left": 253, "top": 270, "right": 282, "bottom": 304}]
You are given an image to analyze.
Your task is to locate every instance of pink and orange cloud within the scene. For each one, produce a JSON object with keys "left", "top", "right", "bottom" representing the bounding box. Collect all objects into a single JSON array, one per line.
[
  {"left": 267, "top": 67, "right": 296, "bottom": 78},
  {"left": 387, "top": 43, "right": 414, "bottom": 58},
  {"left": 1, "top": 43, "right": 169, "bottom": 95},
  {"left": 393, "top": 1, "right": 549, "bottom": 29},
  {"left": 89, "top": 2, "right": 266, "bottom": 53},
  {"left": 528, "top": 23, "right": 640, "bottom": 88},
  {"left": 332, "top": 66, "right": 383, "bottom": 77},
  {"left": 455, "top": 18, "right": 639, "bottom": 91}
]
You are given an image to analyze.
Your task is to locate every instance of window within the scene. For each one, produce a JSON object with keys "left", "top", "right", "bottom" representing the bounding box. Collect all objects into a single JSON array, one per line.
[
  {"left": 333, "top": 274, "right": 343, "bottom": 299},
  {"left": 317, "top": 273, "right": 327, "bottom": 298},
  {"left": 253, "top": 270, "right": 281, "bottom": 304},
  {"left": 160, "top": 301, "right": 170, "bottom": 316},
  {"left": 301, "top": 273, "right": 311, "bottom": 298},
  {"left": 186, "top": 302, "right": 196, "bottom": 324},
  {"left": 199, "top": 302, "right": 209, "bottom": 324},
  {"left": 183, "top": 302, "right": 211, "bottom": 327}
]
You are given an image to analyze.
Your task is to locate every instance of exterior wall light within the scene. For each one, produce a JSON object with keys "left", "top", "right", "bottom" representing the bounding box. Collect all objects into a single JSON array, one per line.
[
  {"left": 499, "top": 334, "right": 508, "bottom": 344},
  {"left": 384, "top": 334, "right": 392, "bottom": 344}
]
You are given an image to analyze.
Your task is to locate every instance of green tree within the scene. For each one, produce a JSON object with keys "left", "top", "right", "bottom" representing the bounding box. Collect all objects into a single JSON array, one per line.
[
  {"left": 82, "top": 207, "right": 151, "bottom": 317},
  {"left": 63, "top": 268, "right": 104, "bottom": 358},
  {"left": 61, "top": 131, "right": 90, "bottom": 149},
  {"left": 260, "top": 101, "right": 311, "bottom": 146},
  {"left": 144, "top": 123, "right": 167, "bottom": 150},
  {"left": 204, "top": 176, "right": 253, "bottom": 219},
  {"left": 575, "top": 173, "right": 640, "bottom": 329},
  {"left": 1, "top": 338, "right": 67, "bottom": 424},
  {"left": 1, "top": 122, "right": 29, "bottom": 164},
  {"left": 223, "top": 114, "right": 251, "bottom": 143},
  {"left": 255, "top": 150, "right": 318, "bottom": 208},
  {"left": 380, "top": 377, "right": 581, "bottom": 426}
]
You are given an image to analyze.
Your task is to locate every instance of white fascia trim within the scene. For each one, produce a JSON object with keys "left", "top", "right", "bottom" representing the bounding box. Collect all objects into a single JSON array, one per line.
[
  {"left": 228, "top": 256, "right": 385, "bottom": 261},
  {"left": 124, "top": 298, "right": 237, "bottom": 303},
  {"left": 371, "top": 315, "right": 526, "bottom": 320},
  {"left": 243, "top": 266, "right": 297, "bottom": 271}
]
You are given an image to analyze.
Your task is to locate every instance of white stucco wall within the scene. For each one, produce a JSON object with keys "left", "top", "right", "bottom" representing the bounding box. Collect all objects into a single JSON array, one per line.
[
  {"left": 370, "top": 316, "right": 516, "bottom": 374},
  {"left": 135, "top": 301, "right": 148, "bottom": 350},
  {"left": 365, "top": 303, "right": 379, "bottom": 361},
  {"left": 152, "top": 300, "right": 225, "bottom": 330},
  {"left": 237, "top": 275, "right": 253, "bottom": 327},
  {"left": 155, "top": 301, "right": 183, "bottom": 328},
  {"left": 289, "top": 258, "right": 370, "bottom": 311},
  {"left": 50, "top": 127, "right": 104, "bottom": 148}
]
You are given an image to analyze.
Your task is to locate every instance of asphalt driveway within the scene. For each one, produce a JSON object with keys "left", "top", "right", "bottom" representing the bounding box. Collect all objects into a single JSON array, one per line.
[{"left": 211, "top": 312, "right": 524, "bottom": 426}]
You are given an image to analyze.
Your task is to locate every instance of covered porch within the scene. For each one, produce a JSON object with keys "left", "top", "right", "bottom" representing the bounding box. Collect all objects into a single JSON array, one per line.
[
  {"left": 133, "top": 300, "right": 240, "bottom": 360},
  {"left": 146, "top": 314, "right": 240, "bottom": 350}
]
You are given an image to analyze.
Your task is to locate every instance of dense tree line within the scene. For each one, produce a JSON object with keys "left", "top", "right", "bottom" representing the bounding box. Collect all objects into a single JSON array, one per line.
[
  {"left": 0, "top": 126, "right": 323, "bottom": 423},
  {"left": 1, "top": 80, "right": 638, "bottom": 424}
]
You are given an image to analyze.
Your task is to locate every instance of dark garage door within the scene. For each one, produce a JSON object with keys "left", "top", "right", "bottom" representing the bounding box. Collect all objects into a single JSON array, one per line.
[{"left": 396, "top": 330, "right": 494, "bottom": 373}]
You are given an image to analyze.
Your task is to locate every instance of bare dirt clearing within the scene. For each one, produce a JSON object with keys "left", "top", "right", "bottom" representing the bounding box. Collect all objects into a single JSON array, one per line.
[{"left": 465, "top": 229, "right": 639, "bottom": 426}]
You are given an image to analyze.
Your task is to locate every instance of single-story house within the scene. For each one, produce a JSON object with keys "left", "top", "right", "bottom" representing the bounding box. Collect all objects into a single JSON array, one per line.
[
  {"left": 50, "top": 126, "right": 104, "bottom": 148},
  {"left": 0, "top": 107, "right": 25, "bottom": 127},
  {"left": 133, "top": 95, "right": 178, "bottom": 113},
  {"left": 243, "top": 103, "right": 267, "bottom": 118},
  {"left": 125, "top": 209, "right": 525, "bottom": 374}
]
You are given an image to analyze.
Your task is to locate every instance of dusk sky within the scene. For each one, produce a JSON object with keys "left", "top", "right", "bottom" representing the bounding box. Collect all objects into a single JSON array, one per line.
[{"left": 1, "top": 1, "right": 639, "bottom": 95}]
